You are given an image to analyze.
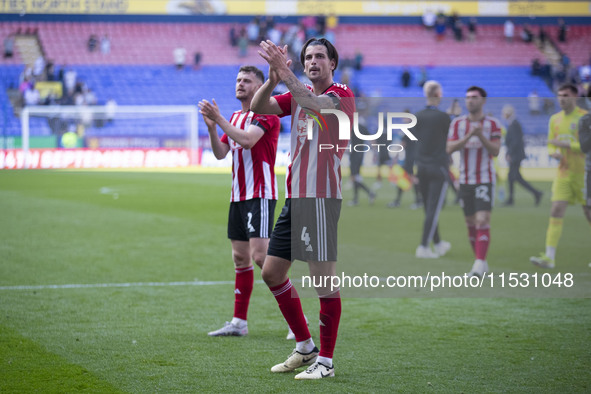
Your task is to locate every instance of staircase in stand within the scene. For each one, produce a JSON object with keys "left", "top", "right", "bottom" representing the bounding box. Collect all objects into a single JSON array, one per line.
[{"left": 14, "top": 33, "right": 44, "bottom": 68}]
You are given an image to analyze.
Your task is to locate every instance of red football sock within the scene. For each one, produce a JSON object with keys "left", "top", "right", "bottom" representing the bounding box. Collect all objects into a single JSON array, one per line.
[
  {"left": 269, "top": 279, "right": 310, "bottom": 342},
  {"left": 318, "top": 291, "right": 341, "bottom": 359},
  {"left": 467, "top": 224, "right": 477, "bottom": 254},
  {"left": 475, "top": 226, "right": 490, "bottom": 261},
  {"left": 233, "top": 266, "right": 254, "bottom": 321}
]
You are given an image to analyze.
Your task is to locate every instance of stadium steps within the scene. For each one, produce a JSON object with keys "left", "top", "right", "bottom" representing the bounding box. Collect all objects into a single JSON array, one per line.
[
  {"left": 14, "top": 34, "right": 43, "bottom": 67},
  {"left": 543, "top": 25, "right": 591, "bottom": 66}
]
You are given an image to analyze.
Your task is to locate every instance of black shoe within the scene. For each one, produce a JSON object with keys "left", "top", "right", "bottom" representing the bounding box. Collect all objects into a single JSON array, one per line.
[
  {"left": 534, "top": 191, "right": 543, "bottom": 206},
  {"left": 503, "top": 199, "right": 514, "bottom": 206}
]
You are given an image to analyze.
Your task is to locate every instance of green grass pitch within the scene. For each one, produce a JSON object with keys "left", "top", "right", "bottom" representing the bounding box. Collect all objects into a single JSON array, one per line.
[{"left": 1, "top": 169, "right": 590, "bottom": 392}]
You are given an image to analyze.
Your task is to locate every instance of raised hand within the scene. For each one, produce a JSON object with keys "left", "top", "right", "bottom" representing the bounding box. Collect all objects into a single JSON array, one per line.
[
  {"left": 198, "top": 99, "right": 220, "bottom": 129},
  {"left": 260, "top": 41, "right": 291, "bottom": 81}
]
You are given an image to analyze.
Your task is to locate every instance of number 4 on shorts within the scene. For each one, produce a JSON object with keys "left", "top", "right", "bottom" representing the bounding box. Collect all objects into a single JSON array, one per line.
[{"left": 301, "top": 227, "right": 313, "bottom": 252}]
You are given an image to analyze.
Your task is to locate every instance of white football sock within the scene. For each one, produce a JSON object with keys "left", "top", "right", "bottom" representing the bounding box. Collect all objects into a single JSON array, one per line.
[
  {"left": 545, "top": 246, "right": 556, "bottom": 260},
  {"left": 231, "top": 317, "right": 247, "bottom": 327},
  {"left": 317, "top": 356, "right": 333, "bottom": 367},
  {"left": 296, "top": 338, "right": 315, "bottom": 353}
]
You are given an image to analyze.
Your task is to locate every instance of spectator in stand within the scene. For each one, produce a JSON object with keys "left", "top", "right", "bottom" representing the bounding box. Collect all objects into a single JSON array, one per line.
[
  {"left": 173, "top": 46, "right": 187, "bottom": 70},
  {"left": 229, "top": 24, "right": 239, "bottom": 47},
  {"left": 63, "top": 66, "right": 78, "bottom": 95},
  {"left": 57, "top": 64, "right": 64, "bottom": 82},
  {"left": 265, "top": 16, "right": 275, "bottom": 31},
  {"left": 538, "top": 26, "right": 547, "bottom": 44},
  {"left": 301, "top": 15, "right": 318, "bottom": 38},
  {"left": 531, "top": 58, "right": 542, "bottom": 76},
  {"left": 448, "top": 12, "right": 462, "bottom": 41},
  {"left": 521, "top": 24, "right": 534, "bottom": 43},
  {"left": 61, "top": 90, "right": 75, "bottom": 106},
  {"left": 105, "top": 98, "right": 117, "bottom": 123},
  {"left": 33, "top": 55, "right": 45, "bottom": 80},
  {"left": 257, "top": 17, "right": 268, "bottom": 42},
  {"left": 23, "top": 85, "right": 40, "bottom": 106},
  {"left": 45, "top": 61, "right": 56, "bottom": 81},
  {"left": 354, "top": 49, "right": 363, "bottom": 71},
  {"left": 4, "top": 33, "right": 14, "bottom": 58},
  {"left": 238, "top": 28, "right": 248, "bottom": 57},
  {"left": 435, "top": 13, "right": 446, "bottom": 41},
  {"left": 579, "top": 63, "right": 591, "bottom": 83},
  {"left": 504, "top": 19, "right": 515, "bottom": 43},
  {"left": 87, "top": 34, "right": 99, "bottom": 52},
  {"left": 468, "top": 17, "right": 477, "bottom": 42},
  {"left": 316, "top": 15, "right": 326, "bottom": 36},
  {"left": 84, "top": 87, "right": 98, "bottom": 106},
  {"left": 43, "top": 92, "right": 59, "bottom": 106},
  {"left": 325, "top": 13, "right": 338, "bottom": 43},
  {"left": 418, "top": 66, "right": 428, "bottom": 87},
  {"left": 554, "top": 65, "right": 567, "bottom": 89},
  {"left": 267, "top": 24, "right": 282, "bottom": 45},
  {"left": 100, "top": 35, "right": 110, "bottom": 55},
  {"left": 567, "top": 65, "right": 580, "bottom": 86},
  {"left": 74, "top": 90, "right": 85, "bottom": 106},
  {"left": 528, "top": 89, "right": 541, "bottom": 115},
  {"left": 448, "top": 12, "right": 459, "bottom": 30},
  {"left": 401, "top": 67, "right": 411, "bottom": 88},
  {"left": 19, "top": 75, "right": 33, "bottom": 96},
  {"left": 453, "top": 18, "right": 464, "bottom": 41},
  {"left": 193, "top": 51, "right": 202, "bottom": 70},
  {"left": 246, "top": 17, "right": 260, "bottom": 44},
  {"left": 20, "top": 66, "right": 33, "bottom": 85},
  {"left": 422, "top": 8, "right": 436, "bottom": 29},
  {"left": 557, "top": 18, "right": 567, "bottom": 43},
  {"left": 561, "top": 53, "right": 571, "bottom": 68}
]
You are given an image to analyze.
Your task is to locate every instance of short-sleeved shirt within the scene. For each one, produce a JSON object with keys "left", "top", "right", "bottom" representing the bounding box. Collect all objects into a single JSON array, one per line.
[
  {"left": 547, "top": 107, "right": 587, "bottom": 178},
  {"left": 220, "top": 110, "right": 280, "bottom": 202},
  {"left": 448, "top": 115, "right": 502, "bottom": 185},
  {"left": 274, "top": 83, "right": 355, "bottom": 199}
]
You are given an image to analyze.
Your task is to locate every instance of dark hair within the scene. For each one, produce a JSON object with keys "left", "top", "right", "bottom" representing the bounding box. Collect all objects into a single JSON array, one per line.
[
  {"left": 466, "top": 85, "right": 487, "bottom": 98},
  {"left": 557, "top": 83, "right": 578, "bottom": 95},
  {"left": 238, "top": 65, "right": 265, "bottom": 83},
  {"left": 300, "top": 37, "right": 339, "bottom": 75}
]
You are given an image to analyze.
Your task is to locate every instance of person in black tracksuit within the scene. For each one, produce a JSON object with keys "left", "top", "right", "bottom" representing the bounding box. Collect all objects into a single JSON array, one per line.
[
  {"left": 389, "top": 133, "right": 422, "bottom": 208},
  {"left": 579, "top": 113, "right": 591, "bottom": 220},
  {"left": 413, "top": 81, "right": 452, "bottom": 258},
  {"left": 349, "top": 119, "right": 376, "bottom": 206},
  {"left": 501, "top": 104, "right": 543, "bottom": 206}
]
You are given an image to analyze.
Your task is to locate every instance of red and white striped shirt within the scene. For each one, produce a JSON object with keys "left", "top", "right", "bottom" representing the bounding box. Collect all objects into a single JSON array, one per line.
[
  {"left": 220, "top": 110, "right": 280, "bottom": 202},
  {"left": 275, "top": 83, "right": 355, "bottom": 199},
  {"left": 448, "top": 115, "right": 502, "bottom": 185}
]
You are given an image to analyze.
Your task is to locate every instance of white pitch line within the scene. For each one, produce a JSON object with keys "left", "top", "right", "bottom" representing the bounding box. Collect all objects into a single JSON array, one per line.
[{"left": 0, "top": 280, "right": 266, "bottom": 291}]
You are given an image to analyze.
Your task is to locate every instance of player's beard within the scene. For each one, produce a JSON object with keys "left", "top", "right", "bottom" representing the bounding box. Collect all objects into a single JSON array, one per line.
[{"left": 235, "top": 90, "right": 248, "bottom": 101}]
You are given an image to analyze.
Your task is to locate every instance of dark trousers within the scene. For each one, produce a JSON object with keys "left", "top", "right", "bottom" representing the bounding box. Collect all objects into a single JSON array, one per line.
[
  {"left": 417, "top": 165, "right": 448, "bottom": 247},
  {"left": 507, "top": 159, "right": 538, "bottom": 200}
]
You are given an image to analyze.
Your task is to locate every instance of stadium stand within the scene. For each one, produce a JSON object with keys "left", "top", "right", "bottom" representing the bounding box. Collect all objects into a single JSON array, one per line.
[
  {"left": 3, "top": 21, "right": 587, "bottom": 67},
  {"left": 0, "top": 20, "right": 586, "bottom": 143}
]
